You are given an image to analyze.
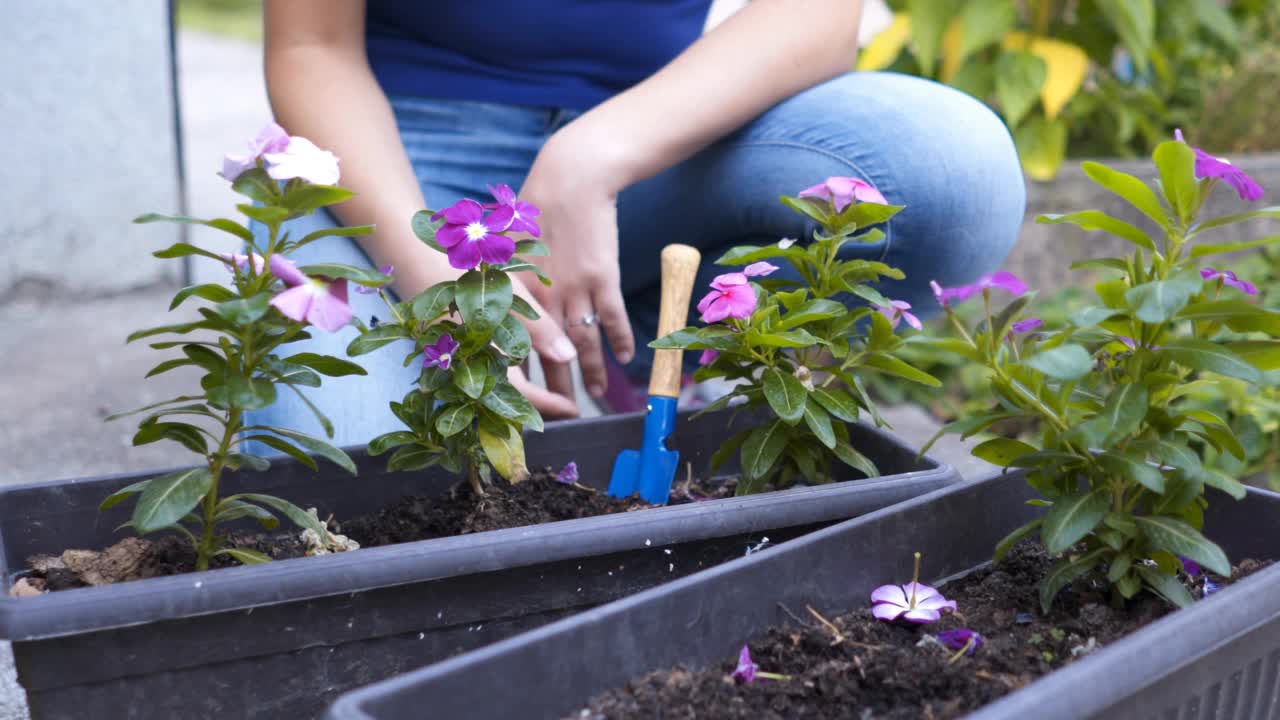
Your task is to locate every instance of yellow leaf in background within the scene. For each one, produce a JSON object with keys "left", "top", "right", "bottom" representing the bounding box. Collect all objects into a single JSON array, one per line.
[
  {"left": 940, "top": 20, "right": 964, "bottom": 81},
  {"left": 857, "top": 13, "right": 912, "bottom": 71},
  {"left": 1003, "top": 32, "right": 1088, "bottom": 119}
]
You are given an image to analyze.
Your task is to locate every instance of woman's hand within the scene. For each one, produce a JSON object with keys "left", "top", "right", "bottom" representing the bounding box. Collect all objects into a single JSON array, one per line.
[{"left": 517, "top": 125, "right": 637, "bottom": 403}]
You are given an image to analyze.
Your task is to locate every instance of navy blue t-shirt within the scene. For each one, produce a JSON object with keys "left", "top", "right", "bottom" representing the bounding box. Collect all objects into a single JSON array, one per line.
[{"left": 365, "top": 1, "right": 714, "bottom": 110}]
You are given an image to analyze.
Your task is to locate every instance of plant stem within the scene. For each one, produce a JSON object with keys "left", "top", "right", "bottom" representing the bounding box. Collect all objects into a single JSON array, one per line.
[
  {"left": 467, "top": 463, "right": 485, "bottom": 496},
  {"left": 196, "top": 408, "right": 240, "bottom": 571}
]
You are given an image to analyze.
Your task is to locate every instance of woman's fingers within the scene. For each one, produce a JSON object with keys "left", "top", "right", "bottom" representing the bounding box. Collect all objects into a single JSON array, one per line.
[
  {"left": 565, "top": 295, "right": 607, "bottom": 399},
  {"left": 510, "top": 277, "right": 580, "bottom": 409},
  {"left": 595, "top": 281, "right": 635, "bottom": 366},
  {"left": 508, "top": 366, "right": 579, "bottom": 419}
]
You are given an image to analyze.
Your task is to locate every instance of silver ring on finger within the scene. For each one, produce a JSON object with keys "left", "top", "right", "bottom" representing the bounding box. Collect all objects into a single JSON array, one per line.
[{"left": 570, "top": 312, "right": 599, "bottom": 328}]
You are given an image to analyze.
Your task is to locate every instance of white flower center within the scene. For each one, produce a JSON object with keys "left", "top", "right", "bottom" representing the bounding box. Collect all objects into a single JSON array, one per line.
[
  {"left": 439, "top": 353, "right": 451, "bottom": 363},
  {"left": 465, "top": 222, "right": 488, "bottom": 241}
]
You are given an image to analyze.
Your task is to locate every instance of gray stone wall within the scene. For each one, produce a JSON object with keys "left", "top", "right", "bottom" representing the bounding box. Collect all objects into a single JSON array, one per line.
[
  {"left": 0, "top": 1, "right": 182, "bottom": 301},
  {"left": 1008, "top": 153, "right": 1280, "bottom": 292}
]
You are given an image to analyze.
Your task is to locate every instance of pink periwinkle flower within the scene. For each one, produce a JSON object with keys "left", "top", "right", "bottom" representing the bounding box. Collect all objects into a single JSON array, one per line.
[
  {"left": 936, "top": 629, "right": 984, "bottom": 655},
  {"left": 876, "top": 299, "right": 922, "bottom": 330},
  {"left": 220, "top": 122, "right": 290, "bottom": 182},
  {"left": 355, "top": 265, "right": 395, "bottom": 295},
  {"left": 742, "top": 261, "right": 779, "bottom": 277},
  {"left": 871, "top": 581, "right": 957, "bottom": 624},
  {"left": 698, "top": 349, "right": 720, "bottom": 366},
  {"left": 798, "top": 176, "right": 888, "bottom": 212},
  {"left": 731, "top": 645, "right": 759, "bottom": 684},
  {"left": 219, "top": 252, "right": 266, "bottom": 275},
  {"left": 1009, "top": 318, "right": 1044, "bottom": 335},
  {"left": 697, "top": 273, "right": 757, "bottom": 323},
  {"left": 1175, "top": 130, "right": 1264, "bottom": 202},
  {"left": 263, "top": 136, "right": 341, "bottom": 186},
  {"left": 1201, "top": 267, "right": 1258, "bottom": 295},
  {"left": 267, "top": 255, "right": 352, "bottom": 332},
  {"left": 930, "top": 271, "right": 1028, "bottom": 307},
  {"left": 422, "top": 333, "right": 460, "bottom": 371},
  {"left": 555, "top": 461, "right": 579, "bottom": 485},
  {"left": 433, "top": 199, "right": 517, "bottom": 270},
  {"left": 485, "top": 184, "right": 542, "bottom": 237}
]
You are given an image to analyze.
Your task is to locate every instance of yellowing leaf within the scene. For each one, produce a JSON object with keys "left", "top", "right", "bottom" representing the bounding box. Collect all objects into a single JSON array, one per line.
[
  {"left": 857, "top": 13, "right": 912, "bottom": 71},
  {"left": 940, "top": 20, "right": 964, "bottom": 81},
  {"left": 479, "top": 420, "right": 529, "bottom": 483},
  {"left": 1015, "top": 116, "right": 1068, "bottom": 181},
  {"left": 1003, "top": 32, "right": 1088, "bottom": 119}
]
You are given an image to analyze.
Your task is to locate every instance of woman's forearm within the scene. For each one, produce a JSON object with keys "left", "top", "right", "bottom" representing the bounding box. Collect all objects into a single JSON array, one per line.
[
  {"left": 562, "top": 0, "right": 864, "bottom": 191},
  {"left": 264, "top": 15, "right": 457, "bottom": 296}
]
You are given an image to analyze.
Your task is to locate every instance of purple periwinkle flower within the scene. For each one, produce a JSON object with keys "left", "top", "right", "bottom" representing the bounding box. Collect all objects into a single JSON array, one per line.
[
  {"left": 742, "top": 261, "right": 779, "bottom": 277},
  {"left": 433, "top": 199, "right": 516, "bottom": 270},
  {"left": 355, "top": 265, "right": 394, "bottom": 295},
  {"left": 485, "top": 183, "right": 542, "bottom": 237},
  {"left": 1201, "top": 267, "right": 1258, "bottom": 296},
  {"left": 698, "top": 349, "right": 720, "bottom": 366},
  {"left": 1203, "top": 578, "right": 1221, "bottom": 597},
  {"left": 219, "top": 252, "right": 266, "bottom": 275},
  {"left": 876, "top": 299, "right": 923, "bottom": 330},
  {"left": 1175, "top": 130, "right": 1264, "bottom": 202},
  {"left": 220, "top": 122, "right": 290, "bottom": 181},
  {"left": 696, "top": 273, "right": 757, "bottom": 323},
  {"left": 930, "top": 271, "right": 1028, "bottom": 307},
  {"left": 798, "top": 176, "right": 888, "bottom": 212},
  {"left": 731, "top": 645, "right": 758, "bottom": 684},
  {"left": 871, "top": 581, "right": 957, "bottom": 624},
  {"left": 422, "top": 333, "right": 460, "bottom": 371},
  {"left": 1180, "top": 556, "right": 1203, "bottom": 577},
  {"left": 555, "top": 461, "right": 579, "bottom": 485},
  {"left": 937, "top": 628, "right": 984, "bottom": 655},
  {"left": 267, "top": 254, "right": 353, "bottom": 332},
  {"left": 263, "top": 136, "right": 341, "bottom": 186},
  {"left": 1009, "top": 318, "right": 1044, "bottom": 335}
]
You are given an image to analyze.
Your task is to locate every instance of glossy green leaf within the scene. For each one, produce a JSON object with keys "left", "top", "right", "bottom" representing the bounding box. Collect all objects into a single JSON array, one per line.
[
  {"left": 435, "top": 404, "right": 476, "bottom": 437},
  {"left": 217, "top": 548, "right": 272, "bottom": 565},
  {"left": 367, "top": 430, "right": 418, "bottom": 456},
  {"left": 1136, "top": 565, "right": 1194, "bottom": 608},
  {"left": 230, "top": 168, "right": 278, "bottom": 204},
  {"left": 1027, "top": 344, "right": 1092, "bottom": 381},
  {"left": 226, "top": 493, "right": 328, "bottom": 538},
  {"left": 1135, "top": 515, "right": 1229, "bottom": 576},
  {"left": 509, "top": 294, "right": 539, "bottom": 320},
  {"left": 135, "top": 213, "right": 254, "bottom": 242},
  {"left": 514, "top": 239, "right": 549, "bottom": 256},
  {"left": 224, "top": 452, "right": 270, "bottom": 472},
  {"left": 492, "top": 314, "right": 532, "bottom": 360},
  {"left": 241, "top": 434, "right": 317, "bottom": 471},
  {"left": 861, "top": 353, "right": 941, "bottom": 387},
  {"left": 1201, "top": 467, "right": 1248, "bottom": 500},
  {"left": 1081, "top": 160, "right": 1170, "bottom": 229},
  {"left": 778, "top": 299, "right": 845, "bottom": 330},
  {"left": 281, "top": 184, "right": 355, "bottom": 214},
  {"left": 1036, "top": 211, "right": 1153, "bottom": 251},
  {"left": 994, "top": 517, "right": 1043, "bottom": 562},
  {"left": 213, "top": 499, "right": 280, "bottom": 530},
  {"left": 1178, "top": 301, "right": 1280, "bottom": 335},
  {"left": 283, "top": 352, "right": 367, "bottom": 377},
  {"left": 971, "top": 437, "right": 1038, "bottom": 467},
  {"left": 1160, "top": 338, "right": 1261, "bottom": 384},
  {"left": 387, "top": 445, "right": 437, "bottom": 472},
  {"left": 346, "top": 324, "right": 411, "bottom": 356},
  {"left": 100, "top": 478, "right": 155, "bottom": 510},
  {"left": 811, "top": 386, "right": 860, "bottom": 423},
  {"left": 245, "top": 425, "right": 357, "bottom": 475},
  {"left": 831, "top": 441, "right": 879, "bottom": 479},
  {"left": 802, "top": 403, "right": 835, "bottom": 449},
  {"left": 1040, "top": 546, "right": 1109, "bottom": 612},
  {"left": 298, "top": 263, "right": 391, "bottom": 286},
  {"left": 133, "top": 421, "right": 208, "bottom": 454},
  {"left": 455, "top": 268, "right": 513, "bottom": 339},
  {"left": 1042, "top": 488, "right": 1110, "bottom": 554},
  {"left": 215, "top": 291, "right": 273, "bottom": 325},
  {"left": 744, "top": 328, "right": 823, "bottom": 349},
  {"left": 479, "top": 382, "right": 543, "bottom": 432},
  {"left": 410, "top": 284, "right": 455, "bottom": 322},
  {"left": 1153, "top": 140, "right": 1199, "bottom": 223},
  {"left": 478, "top": 415, "right": 528, "bottom": 482},
  {"left": 1098, "top": 452, "right": 1164, "bottom": 493},
  {"left": 1097, "top": 383, "right": 1148, "bottom": 442},
  {"left": 762, "top": 368, "right": 806, "bottom": 424},
  {"left": 1070, "top": 306, "right": 1125, "bottom": 328},
  {"left": 1125, "top": 275, "right": 1202, "bottom": 323},
  {"left": 741, "top": 421, "right": 788, "bottom": 482},
  {"left": 452, "top": 357, "right": 487, "bottom": 399},
  {"left": 169, "top": 283, "right": 239, "bottom": 311},
  {"left": 132, "top": 468, "right": 212, "bottom": 534}
]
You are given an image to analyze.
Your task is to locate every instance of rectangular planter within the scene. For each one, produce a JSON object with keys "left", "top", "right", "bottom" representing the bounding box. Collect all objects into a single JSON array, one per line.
[
  {"left": 324, "top": 471, "right": 1280, "bottom": 720},
  {"left": 0, "top": 408, "right": 955, "bottom": 719}
]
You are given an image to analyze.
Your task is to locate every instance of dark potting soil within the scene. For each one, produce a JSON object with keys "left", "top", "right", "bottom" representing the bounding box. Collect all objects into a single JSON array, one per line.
[
  {"left": 18, "top": 468, "right": 739, "bottom": 593},
  {"left": 572, "top": 542, "right": 1269, "bottom": 720}
]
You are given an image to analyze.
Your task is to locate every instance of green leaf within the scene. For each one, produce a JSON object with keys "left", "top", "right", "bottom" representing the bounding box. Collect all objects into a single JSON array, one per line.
[
  {"left": 831, "top": 441, "right": 879, "bottom": 479},
  {"left": 152, "top": 242, "right": 238, "bottom": 264},
  {"left": 1135, "top": 565, "right": 1194, "bottom": 608},
  {"left": 105, "top": 395, "right": 207, "bottom": 422},
  {"left": 226, "top": 493, "right": 328, "bottom": 538},
  {"left": 1042, "top": 488, "right": 1110, "bottom": 554},
  {"left": 216, "top": 548, "right": 272, "bottom": 565},
  {"left": 1153, "top": 140, "right": 1199, "bottom": 224},
  {"left": 478, "top": 416, "right": 528, "bottom": 482},
  {"left": 744, "top": 328, "right": 823, "bottom": 349},
  {"left": 100, "top": 478, "right": 155, "bottom": 511},
  {"left": 237, "top": 204, "right": 289, "bottom": 226},
  {"left": 778, "top": 299, "right": 845, "bottom": 330},
  {"left": 133, "top": 422, "right": 208, "bottom": 454},
  {"left": 1040, "top": 547, "right": 1110, "bottom": 612},
  {"left": 710, "top": 428, "right": 753, "bottom": 471},
  {"left": 492, "top": 314, "right": 532, "bottom": 361},
  {"left": 212, "top": 373, "right": 277, "bottom": 411},
  {"left": 169, "top": 283, "right": 239, "bottom": 310},
  {"left": 387, "top": 445, "right": 437, "bottom": 472},
  {"left": 1160, "top": 338, "right": 1262, "bottom": 384},
  {"left": 479, "top": 382, "right": 542, "bottom": 432},
  {"left": 455, "top": 268, "right": 513, "bottom": 339},
  {"left": 435, "top": 404, "right": 476, "bottom": 437},
  {"left": 245, "top": 425, "right": 357, "bottom": 475},
  {"left": 1015, "top": 116, "right": 1068, "bottom": 182},
  {"left": 1027, "top": 344, "right": 1092, "bottom": 381},
  {"left": 298, "top": 263, "right": 392, "bottom": 286},
  {"left": 410, "top": 210, "right": 445, "bottom": 250},
  {"left": 1098, "top": 452, "right": 1164, "bottom": 493},
  {"left": 741, "top": 421, "right": 788, "bottom": 482},
  {"left": 410, "top": 283, "right": 455, "bottom": 322},
  {"left": 132, "top": 468, "right": 213, "bottom": 534},
  {"left": 225, "top": 452, "right": 270, "bottom": 472},
  {"left": 1227, "top": 341, "right": 1280, "bottom": 371},
  {"left": 283, "top": 352, "right": 367, "bottom": 377},
  {"left": 368, "top": 430, "right": 418, "bottom": 456},
  {"left": 134, "top": 213, "right": 254, "bottom": 242},
  {"left": 1178, "top": 301, "right": 1280, "bottom": 335},
  {"left": 861, "top": 354, "right": 941, "bottom": 387},
  {"left": 955, "top": 0, "right": 1015, "bottom": 67},
  {"left": 514, "top": 239, "right": 549, "bottom": 257},
  {"left": 995, "top": 518, "right": 1043, "bottom": 562},
  {"left": 1201, "top": 467, "right": 1248, "bottom": 500},
  {"left": 1096, "top": 383, "right": 1148, "bottom": 442},
  {"left": 145, "top": 357, "right": 195, "bottom": 379},
  {"left": 1095, "top": 0, "right": 1155, "bottom": 73},
  {"left": 452, "top": 357, "right": 487, "bottom": 400},
  {"left": 811, "top": 387, "right": 859, "bottom": 423},
  {"left": 971, "top": 437, "right": 1038, "bottom": 467},
  {"left": 715, "top": 242, "right": 806, "bottom": 267},
  {"left": 213, "top": 499, "right": 280, "bottom": 530},
  {"left": 1070, "top": 306, "right": 1124, "bottom": 328},
  {"left": 216, "top": 291, "right": 273, "bottom": 325},
  {"left": 346, "top": 324, "right": 411, "bottom": 356},
  {"left": 241, "top": 435, "right": 317, "bottom": 471},
  {"left": 762, "top": 368, "right": 807, "bottom": 424},
  {"left": 652, "top": 327, "right": 740, "bottom": 351},
  {"left": 509, "top": 295, "right": 539, "bottom": 320},
  {"left": 1125, "top": 274, "right": 1202, "bottom": 324},
  {"left": 1070, "top": 258, "right": 1129, "bottom": 274},
  {"left": 908, "top": 0, "right": 952, "bottom": 77},
  {"left": 292, "top": 224, "right": 375, "bottom": 251},
  {"left": 1135, "top": 515, "right": 1229, "bottom": 576},
  {"left": 230, "top": 167, "right": 279, "bottom": 204},
  {"left": 281, "top": 184, "right": 355, "bottom": 214},
  {"left": 1081, "top": 160, "right": 1171, "bottom": 229},
  {"left": 776, "top": 197, "right": 829, "bottom": 225},
  {"left": 1036, "top": 211, "right": 1154, "bottom": 251},
  {"left": 995, "top": 50, "right": 1048, "bottom": 127},
  {"left": 802, "top": 403, "right": 835, "bottom": 449}
]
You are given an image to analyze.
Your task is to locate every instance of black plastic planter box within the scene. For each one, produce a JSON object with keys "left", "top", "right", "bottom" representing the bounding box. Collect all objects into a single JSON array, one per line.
[
  {"left": 0, "top": 408, "right": 955, "bottom": 719},
  {"left": 325, "top": 471, "right": 1280, "bottom": 720}
]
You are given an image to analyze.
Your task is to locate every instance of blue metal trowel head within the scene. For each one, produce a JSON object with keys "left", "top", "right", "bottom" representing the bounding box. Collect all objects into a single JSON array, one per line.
[{"left": 607, "top": 396, "right": 680, "bottom": 505}]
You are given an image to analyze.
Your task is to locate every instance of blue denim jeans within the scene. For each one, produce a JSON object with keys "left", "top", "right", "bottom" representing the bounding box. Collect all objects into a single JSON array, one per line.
[{"left": 247, "top": 71, "right": 1025, "bottom": 447}]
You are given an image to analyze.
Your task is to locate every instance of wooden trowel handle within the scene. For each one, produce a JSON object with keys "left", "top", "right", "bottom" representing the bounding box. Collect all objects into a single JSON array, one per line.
[{"left": 649, "top": 244, "right": 702, "bottom": 399}]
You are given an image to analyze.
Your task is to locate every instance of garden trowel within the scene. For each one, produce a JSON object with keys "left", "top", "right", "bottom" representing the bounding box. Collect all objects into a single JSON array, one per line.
[{"left": 607, "top": 243, "right": 702, "bottom": 505}]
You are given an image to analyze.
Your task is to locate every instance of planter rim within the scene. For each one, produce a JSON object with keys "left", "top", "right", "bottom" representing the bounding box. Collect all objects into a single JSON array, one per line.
[
  {"left": 0, "top": 412, "right": 954, "bottom": 641},
  {"left": 324, "top": 473, "right": 1280, "bottom": 720}
]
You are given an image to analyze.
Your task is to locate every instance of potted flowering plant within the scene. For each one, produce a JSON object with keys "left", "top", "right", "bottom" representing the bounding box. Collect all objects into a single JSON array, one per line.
[
  {"left": 322, "top": 137, "right": 1280, "bottom": 720},
  {"left": 0, "top": 156, "right": 956, "bottom": 718}
]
